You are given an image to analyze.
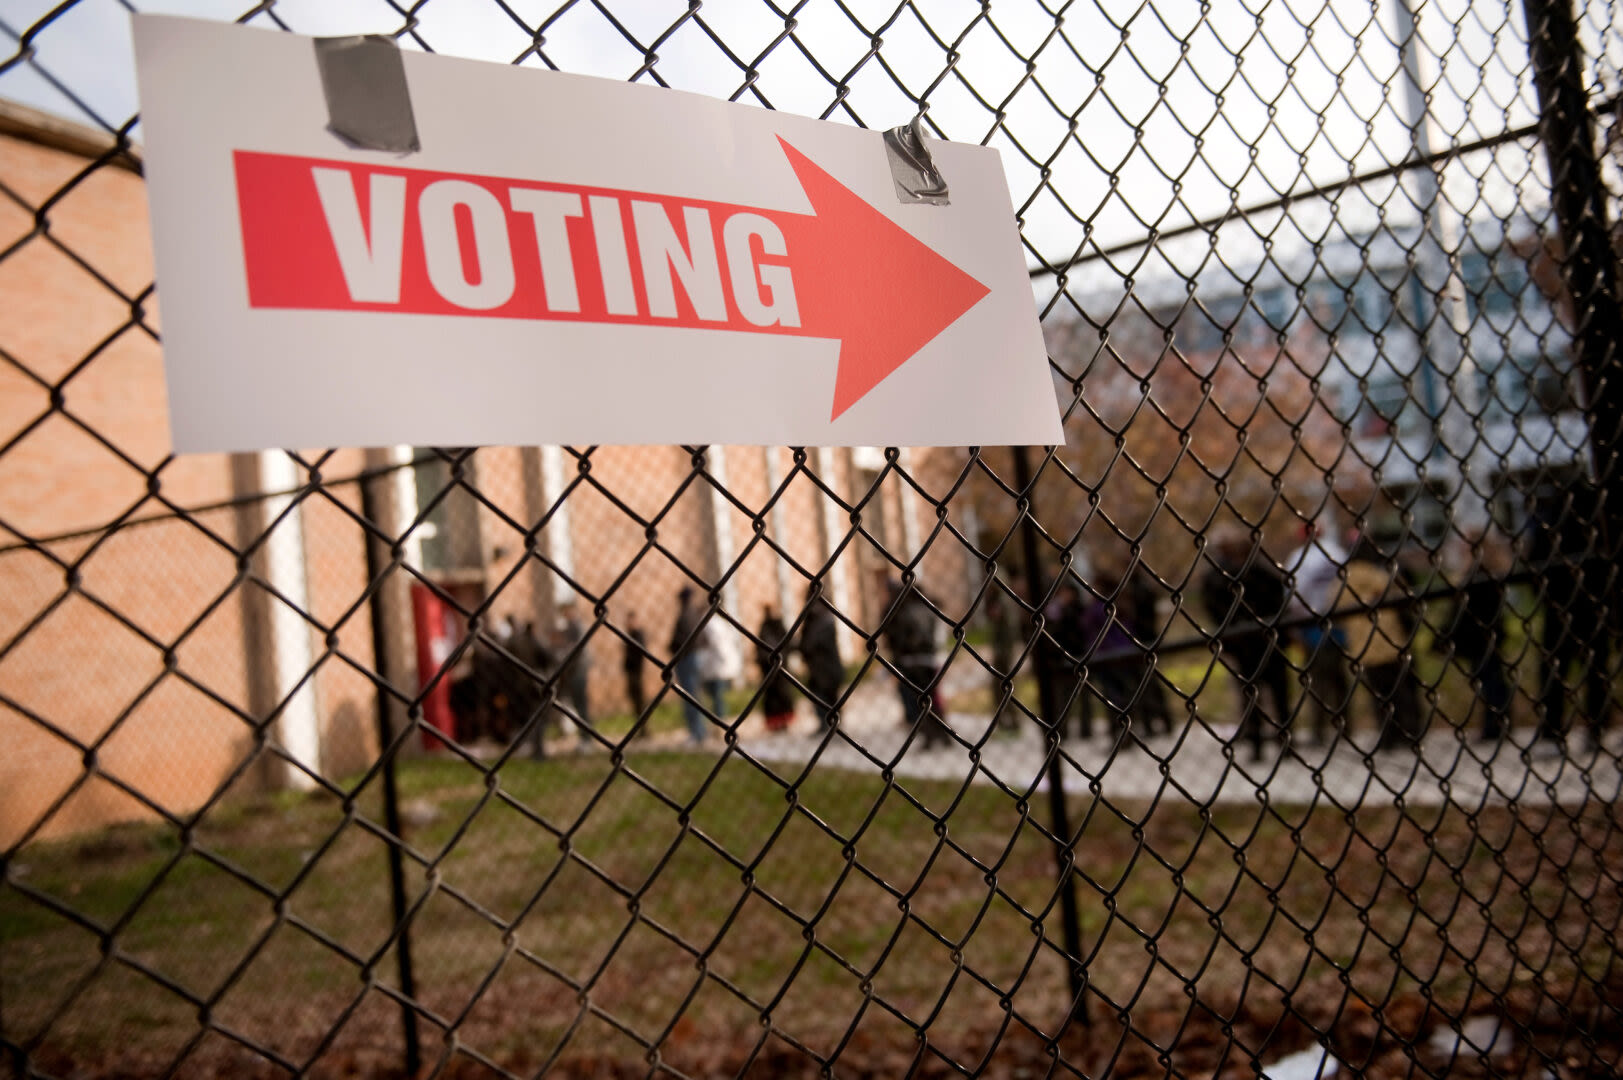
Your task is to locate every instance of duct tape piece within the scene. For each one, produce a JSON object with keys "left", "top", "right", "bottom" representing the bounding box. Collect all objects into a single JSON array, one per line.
[
  {"left": 882, "top": 117, "right": 949, "bottom": 205},
  {"left": 314, "top": 34, "right": 420, "bottom": 154}
]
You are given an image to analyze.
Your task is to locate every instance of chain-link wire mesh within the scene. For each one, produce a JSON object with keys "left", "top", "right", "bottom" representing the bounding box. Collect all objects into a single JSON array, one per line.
[{"left": 3, "top": 0, "right": 1623, "bottom": 1076}]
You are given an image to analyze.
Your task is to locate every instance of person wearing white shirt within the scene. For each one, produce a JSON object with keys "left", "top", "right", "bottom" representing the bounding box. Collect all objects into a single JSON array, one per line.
[{"left": 1286, "top": 519, "right": 1351, "bottom": 745}]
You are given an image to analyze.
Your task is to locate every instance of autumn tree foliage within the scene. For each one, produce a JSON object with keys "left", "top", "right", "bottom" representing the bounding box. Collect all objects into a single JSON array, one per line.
[{"left": 965, "top": 297, "right": 1372, "bottom": 600}]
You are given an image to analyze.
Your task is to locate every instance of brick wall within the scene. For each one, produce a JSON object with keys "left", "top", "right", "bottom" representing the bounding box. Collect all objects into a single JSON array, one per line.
[{"left": 0, "top": 132, "right": 254, "bottom": 844}]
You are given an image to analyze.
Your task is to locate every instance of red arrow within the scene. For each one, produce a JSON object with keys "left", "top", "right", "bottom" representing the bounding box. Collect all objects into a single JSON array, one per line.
[
  {"left": 234, "top": 140, "right": 990, "bottom": 420},
  {"left": 771, "top": 139, "right": 990, "bottom": 418}
]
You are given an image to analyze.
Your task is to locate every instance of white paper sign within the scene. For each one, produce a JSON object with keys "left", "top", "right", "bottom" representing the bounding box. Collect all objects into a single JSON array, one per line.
[{"left": 132, "top": 16, "right": 1062, "bottom": 453}]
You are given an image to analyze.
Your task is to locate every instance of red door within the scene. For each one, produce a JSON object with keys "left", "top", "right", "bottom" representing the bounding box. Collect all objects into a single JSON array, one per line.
[{"left": 410, "top": 582, "right": 460, "bottom": 750}]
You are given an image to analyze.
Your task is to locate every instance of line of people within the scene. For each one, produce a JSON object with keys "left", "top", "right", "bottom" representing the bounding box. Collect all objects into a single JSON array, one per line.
[
  {"left": 451, "top": 494, "right": 1613, "bottom": 762},
  {"left": 449, "top": 602, "right": 591, "bottom": 758},
  {"left": 1198, "top": 523, "right": 1428, "bottom": 760},
  {"left": 448, "top": 587, "right": 857, "bottom": 754},
  {"left": 665, "top": 580, "right": 958, "bottom": 749},
  {"left": 664, "top": 586, "right": 847, "bottom": 746},
  {"left": 1022, "top": 568, "right": 1176, "bottom": 742},
  {"left": 1022, "top": 526, "right": 1443, "bottom": 759},
  {"left": 1020, "top": 503, "right": 1614, "bottom": 760},
  {"left": 1203, "top": 506, "right": 1614, "bottom": 758}
]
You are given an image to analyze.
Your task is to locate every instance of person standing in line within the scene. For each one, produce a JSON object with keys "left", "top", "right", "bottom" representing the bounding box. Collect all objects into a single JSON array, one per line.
[
  {"left": 884, "top": 581, "right": 949, "bottom": 749},
  {"left": 1042, "top": 580, "right": 1089, "bottom": 740},
  {"left": 1533, "top": 483, "right": 1613, "bottom": 751},
  {"left": 669, "top": 587, "right": 708, "bottom": 746},
  {"left": 756, "top": 607, "right": 796, "bottom": 733},
  {"left": 483, "top": 617, "right": 523, "bottom": 740},
  {"left": 1448, "top": 529, "right": 1512, "bottom": 743},
  {"left": 1339, "top": 538, "right": 1423, "bottom": 750},
  {"left": 1121, "top": 565, "right": 1174, "bottom": 737},
  {"left": 1200, "top": 531, "right": 1293, "bottom": 761},
  {"left": 1077, "top": 574, "right": 1136, "bottom": 740},
  {"left": 695, "top": 619, "right": 733, "bottom": 722},
  {"left": 447, "top": 650, "right": 481, "bottom": 748},
  {"left": 1286, "top": 518, "right": 1351, "bottom": 745},
  {"left": 622, "top": 610, "right": 648, "bottom": 733},
  {"left": 514, "top": 620, "right": 555, "bottom": 759},
  {"left": 798, "top": 593, "right": 844, "bottom": 730},
  {"left": 984, "top": 586, "right": 1021, "bottom": 732},
  {"left": 467, "top": 633, "right": 504, "bottom": 744},
  {"left": 556, "top": 601, "right": 591, "bottom": 733}
]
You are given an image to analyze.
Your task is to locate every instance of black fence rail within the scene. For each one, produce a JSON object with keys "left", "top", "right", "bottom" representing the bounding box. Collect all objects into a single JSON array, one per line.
[{"left": 2, "top": 1, "right": 1622, "bottom": 1078}]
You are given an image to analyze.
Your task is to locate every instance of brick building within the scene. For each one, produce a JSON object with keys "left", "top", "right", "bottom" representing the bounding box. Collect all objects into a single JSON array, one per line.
[{"left": 0, "top": 102, "right": 976, "bottom": 846}]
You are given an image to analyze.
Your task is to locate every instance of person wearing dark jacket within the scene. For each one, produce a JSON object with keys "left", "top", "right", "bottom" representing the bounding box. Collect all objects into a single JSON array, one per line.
[
  {"left": 513, "top": 620, "right": 555, "bottom": 759},
  {"left": 884, "top": 582, "right": 949, "bottom": 748},
  {"left": 798, "top": 595, "right": 843, "bottom": 729},
  {"left": 622, "top": 610, "right": 648, "bottom": 730},
  {"left": 1042, "top": 581, "right": 1090, "bottom": 740},
  {"left": 1532, "top": 483, "right": 1613, "bottom": 749},
  {"left": 1200, "top": 533, "right": 1292, "bottom": 760},
  {"left": 555, "top": 602, "right": 591, "bottom": 730},
  {"left": 1120, "top": 566, "right": 1174, "bottom": 736},
  {"left": 466, "top": 635, "right": 506, "bottom": 744},
  {"left": 1449, "top": 532, "right": 1512, "bottom": 743},
  {"left": 670, "top": 587, "right": 708, "bottom": 746},
  {"left": 1077, "top": 576, "right": 1136, "bottom": 740},
  {"left": 757, "top": 608, "right": 796, "bottom": 732}
]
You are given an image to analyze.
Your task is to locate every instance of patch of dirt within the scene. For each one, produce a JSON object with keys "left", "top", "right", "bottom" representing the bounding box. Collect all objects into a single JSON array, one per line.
[{"left": 25, "top": 968, "right": 1623, "bottom": 1079}]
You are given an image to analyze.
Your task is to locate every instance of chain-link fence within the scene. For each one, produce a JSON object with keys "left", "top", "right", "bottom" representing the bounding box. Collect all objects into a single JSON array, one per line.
[{"left": 3, "top": 0, "right": 1623, "bottom": 1076}]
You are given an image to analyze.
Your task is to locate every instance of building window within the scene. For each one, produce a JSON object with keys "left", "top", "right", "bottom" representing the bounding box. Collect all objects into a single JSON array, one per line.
[
  {"left": 1256, "top": 286, "right": 1291, "bottom": 333},
  {"left": 1310, "top": 279, "right": 1353, "bottom": 335},
  {"left": 1357, "top": 367, "right": 1413, "bottom": 437},
  {"left": 1461, "top": 249, "right": 1527, "bottom": 323},
  {"left": 1175, "top": 296, "right": 1240, "bottom": 355},
  {"left": 1353, "top": 279, "right": 1396, "bottom": 335},
  {"left": 413, "top": 454, "right": 485, "bottom": 575}
]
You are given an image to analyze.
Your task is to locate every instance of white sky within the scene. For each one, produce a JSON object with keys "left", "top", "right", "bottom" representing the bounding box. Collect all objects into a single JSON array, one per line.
[{"left": 2, "top": 0, "right": 1618, "bottom": 294}]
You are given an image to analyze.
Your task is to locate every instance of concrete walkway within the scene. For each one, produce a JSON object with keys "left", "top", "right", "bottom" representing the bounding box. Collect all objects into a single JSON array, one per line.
[
  {"left": 682, "top": 670, "right": 1623, "bottom": 809},
  {"left": 735, "top": 707, "right": 1622, "bottom": 809},
  {"left": 529, "top": 663, "right": 1622, "bottom": 809}
]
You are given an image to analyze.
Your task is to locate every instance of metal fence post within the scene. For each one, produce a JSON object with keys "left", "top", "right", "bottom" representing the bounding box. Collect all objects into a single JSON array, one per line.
[
  {"left": 1522, "top": 0, "right": 1623, "bottom": 697},
  {"left": 1521, "top": 0, "right": 1623, "bottom": 497},
  {"left": 1008, "top": 445, "right": 1089, "bottom": 1028},
  {"left": 359, "top": 466, "right": 423, "bottom": 1078}
]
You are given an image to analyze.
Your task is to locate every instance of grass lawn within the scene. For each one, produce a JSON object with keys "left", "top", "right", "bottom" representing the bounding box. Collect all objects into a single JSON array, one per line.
[{"left": 4, "top": 748, "right": 1621, "bottom": 1077}]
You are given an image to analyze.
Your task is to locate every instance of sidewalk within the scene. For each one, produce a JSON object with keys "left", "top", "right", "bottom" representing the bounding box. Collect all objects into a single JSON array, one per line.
[
  {"left": 542, "top": 663, "right": 1622, "bottom": 809},
  {"left": 735, "top": 707, "right": 1623, "bottom": 809}
]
